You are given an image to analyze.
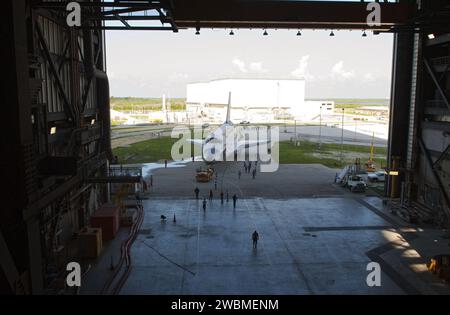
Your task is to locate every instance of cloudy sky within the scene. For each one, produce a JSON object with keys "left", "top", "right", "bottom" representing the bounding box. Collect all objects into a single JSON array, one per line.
[{"left": 106, "top": 29, "right": 393, "bottom": 99}]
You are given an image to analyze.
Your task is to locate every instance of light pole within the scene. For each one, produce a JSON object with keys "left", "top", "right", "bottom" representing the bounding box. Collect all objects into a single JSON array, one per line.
[
  {"left": 294, "top": 119, "right": 297, "bottom": 138},
  {"left": 341, "top": 108, "right": 345, "bottom": 164},
  {"left": 318, "top": 105, "right": 323, "bottom": 149},
  {"left": 354, "top": 112, "right": 358, "bottom": 142}
]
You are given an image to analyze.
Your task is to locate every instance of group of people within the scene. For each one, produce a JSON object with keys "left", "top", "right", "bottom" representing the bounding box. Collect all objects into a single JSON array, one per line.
[
  {"left": 241, "top": 161, "right": 258, "bottom": 180},
  {"left": 194, "top": 187, "right": 238, "bottom": 210}
]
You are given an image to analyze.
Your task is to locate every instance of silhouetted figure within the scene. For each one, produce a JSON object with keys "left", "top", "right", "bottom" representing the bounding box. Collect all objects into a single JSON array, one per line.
[
  {"left": 238, "top": 170, "right": 242, "bottom": 179},
  {"left": 232, "top": 194, "right": 238, "bottom": 209},
  {"left": 243, "top": 162, "right": 247, "bottom": 173},
  {"left": 209, "top": 190, "right": 213, "bottom": 201},
  {"left": 249, "top": 161, "right": 252, "bottom": 170},
  {"left": 160, "top": 215, "right": 167, "bottom": 222},
  {"left": 202, "top": 198, "right": 207, "bottom": 212},
  {"left": 194, "top": 187, "right": 200, "bottom": 199},
  {"left": 226, "top": 191, "right": 229, "bottom": 202},
  {"left": 220, "top": 191, "right": 224, "bottom": 204},
  {"left": 173, "top": 214, "right": 177, "bottom": 223},
  {"left": 252, "top": 230, "right": 259, "bottom": 249},
  {"left": 252, "top": 168, "right": 256, "bottom": 179},
  {"left": 164, "top": 160, "right": 168, "bottom": 168}
]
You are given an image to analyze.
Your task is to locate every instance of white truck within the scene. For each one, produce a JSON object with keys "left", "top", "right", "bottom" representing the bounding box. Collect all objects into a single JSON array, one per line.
[{"left": 347, "top": 175, "right": 367, "bottom": 193}]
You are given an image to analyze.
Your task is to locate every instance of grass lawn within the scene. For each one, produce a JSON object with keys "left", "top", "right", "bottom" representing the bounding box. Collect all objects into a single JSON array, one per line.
[
  {"left": 278, "top": 141, "right": 387, "bottom": 168},
  {"left": 113, "top": 137, "right": 180, "bottom": 164},
  {"left": 113, "top": 137, "right": 387, "bottom": 168}
]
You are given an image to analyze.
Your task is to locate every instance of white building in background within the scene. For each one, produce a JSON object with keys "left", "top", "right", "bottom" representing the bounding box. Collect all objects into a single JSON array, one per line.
[{"left": 186, "top": 79, "right": 333, "bottom": 123}]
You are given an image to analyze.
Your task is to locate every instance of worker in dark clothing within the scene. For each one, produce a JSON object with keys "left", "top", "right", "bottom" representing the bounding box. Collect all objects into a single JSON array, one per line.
[
  {"left": 164, "top": 160, "right": 168, "bottom": 168},
  {"left": 249, "top": 161, "right": 252, "bottom": 170},
  {"left": 252, "top": 168, "right": 257, "bottom": 179},
  {"left": 220, "top": 191, "right": 224, "bottom": 204},
  {"left": 202, "top": 198, "right": 207, "bottom": 212},
  {"left": 238, "top": 170, "right": 242, "bottom": 179},
  {"left": 194, "top": 187, "right": 200, "bottom": 199},
  {"left": 243, "top": 162, "right": 247, "bottom": 173},
  {"left": 232, "top": 194, "right": 238, "bottom": 209},
  {"left": 252, "top": 231, "right": 259, "bottom": 249},
  {"left": 209, "top": 189, "right": 213, "bottom": 201}
]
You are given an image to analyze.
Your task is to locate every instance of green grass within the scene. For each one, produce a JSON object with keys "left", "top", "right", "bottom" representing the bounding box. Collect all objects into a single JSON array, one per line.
[
  {"left": 113, "top": 137, "right": 180, "bottom": 163},
  {"left": 113, "top": 137, "right": 387, "bottom": 169},
  {"left": 278, "top": 140, "right": 387, "bottom": 168}
]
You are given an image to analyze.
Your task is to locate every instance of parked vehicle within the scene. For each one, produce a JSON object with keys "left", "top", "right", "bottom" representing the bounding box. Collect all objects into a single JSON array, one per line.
[
  {"left": 368, "top": 171, "right": 386, "bottom": 183},
  {"left": 347, "top": 175, "right": 367, "bottom": 193}
]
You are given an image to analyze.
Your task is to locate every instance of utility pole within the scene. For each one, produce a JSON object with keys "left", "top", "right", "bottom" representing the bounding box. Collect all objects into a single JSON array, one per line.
[
  {"left": 341, "top": 108, "right": 345, "bottom": 164},
  {"left": 354, "top": 112, "right": 358, "bottom": 142},
  {"left": 318, "top": 105, "right": 323, "bottom": 149},
  {"left": 294, "top": 119, "right": 297, "bottom": 138}
]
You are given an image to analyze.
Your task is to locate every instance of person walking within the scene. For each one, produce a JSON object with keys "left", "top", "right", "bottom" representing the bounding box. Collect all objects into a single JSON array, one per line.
[
  {"left": 220, "top": 191, "right": 224, "bottom": 204},
  {"left": 164, "top": 159, "right": 168, "bottom": 168},
  {"left": 232, "top": 194, "right": 238, "bottom": 209},
  {"left": 238, "top": 170, "right": 241, "bottom": 180},
  {"left": 209, "top": 189, "right": 213, "bottom": 201},
  {"left": 252, "top": 230, "right": 259, "bottom": 249},
  {"left": 243, "top": 162, "right": 247, "bottom": 173},
  {"left": 194, "top": 187, "right": 200, "bottom": 200},
  {"left": 252, "top": 168, "right": 256, "bottom": 180},
  {"left": 202, "top": 198, "right": 207, "bottom": 212}
]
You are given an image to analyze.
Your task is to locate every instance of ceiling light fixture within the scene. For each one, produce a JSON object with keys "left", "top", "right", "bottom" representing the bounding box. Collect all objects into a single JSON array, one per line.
[
  {"left": 195, "top": 26, "right": 200, "bottom": 35},
  {"left": 297, "top": 30, "right": 302, "bottom": 36},
  {"left": 229, "top": 29, "right": 234, "bottom": 36},
  {"left": 362, "top": 30, "right": 367, "bottom": 37},
  {"left": 428, "top": 33, "right": 435, "bottom": 40},
  {"left": 330, "top": 30, "right": 335, "bottom": 37},
  {"left": 263, "top": 29, "right": 268, "bottom": 36}
]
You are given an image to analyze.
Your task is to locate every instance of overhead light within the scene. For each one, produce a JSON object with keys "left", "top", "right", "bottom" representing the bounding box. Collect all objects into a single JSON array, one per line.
[
  {"left": 50, "top": 126, "right": 57, "bottom": 135},
  {"left": 229, "top": 29, "right": 234, "bottom": 36},
  {"left": 297, "top": 30, "right": 302, "bottom": 36},
  {"left": 389, "top": 171, "right": 399, "bottom": 176},
  {"left": 362, "top": 30, "right": 367, "bottom": 37},
  {"left": 91, "top": 119, "right": 96, "bottom": 125},
  {"left": 195, "top": 27, "right": 200, "bottom": 35},
  {"left": 263, "top": 29, "right": 268, "bottom": 36},
  {"left": 428, "top": 33, "right": 435, "bottom": 40},
  {"left": 330, "top": 30, "right": 335, "bottom": 37}
]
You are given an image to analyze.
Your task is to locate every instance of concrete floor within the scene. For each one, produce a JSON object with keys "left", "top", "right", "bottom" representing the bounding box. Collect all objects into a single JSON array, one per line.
[
  {"left": 106, "top": 162, "right": 450, "bottom": 295},
  {"left": 121, "top": 197, "right": 398, "bottom": 294},
  {"left": 80, "top": 162, "right": 450, "bottom": 294}
]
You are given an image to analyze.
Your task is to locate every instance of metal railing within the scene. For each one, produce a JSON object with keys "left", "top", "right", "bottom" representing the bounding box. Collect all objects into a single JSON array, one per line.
[{"left": 108, "top": 165, "right": 142, "bottom": 177}]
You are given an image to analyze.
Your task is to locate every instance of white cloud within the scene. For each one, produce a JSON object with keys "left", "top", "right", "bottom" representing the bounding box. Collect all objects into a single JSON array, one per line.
[
  {"left": 291, "top": 55, "right": 314, "bottom": 80},
  {"left": 232, "top": 58, "right": 248, "bottom": 73},
  {"left": 331, "top": 61, "right": 355, "bottom": 80},
  {"left": 168, "top": 73, "right": 189, "bottom": 82},
  {"left": 249, "top": 62, "right": 268, "bottom": 73},
  {"left": 363, "top": 72, "right": 375, "bottom": 82}
]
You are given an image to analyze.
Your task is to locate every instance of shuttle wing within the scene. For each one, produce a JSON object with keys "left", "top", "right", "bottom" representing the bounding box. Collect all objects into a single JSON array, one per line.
[
  {"left": 187, "top": 139, "right": 204, "bottom": 147},
  {"left": 236, "top": 139, "right": 272, "bottom": 150}
]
